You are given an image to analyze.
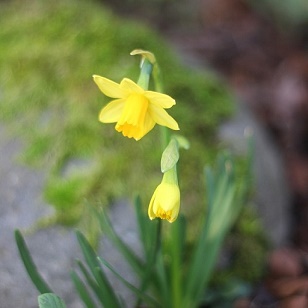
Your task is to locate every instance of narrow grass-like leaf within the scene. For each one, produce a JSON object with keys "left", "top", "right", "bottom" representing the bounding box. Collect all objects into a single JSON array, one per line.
[
  {"left": 204, "top": 167, "right": 215, "bottom": 210},
  {"left": 134, "top": 196, "right": 151, "bottom": 258},
  {"left": 15, "top": 229, "right": 53, "bottom": 294},
  {"left": 170, "top": 215, "right": 186, "bottom": 308},
  {"left": 134, "top": 195, "right": 159, "bottom": 259},
  {"left": 98, "top": 209, "right": 144, "bottom": 276},
  {"left": 38, "top": 293, "right": 66, "bottom": 308},
  {"left": 184, "top": 156, "right": 239, "bottom": 307},
  {"left": 192, "top": 186, "right": 236, "bottom": 301},
  {"left": 98, "top": 257, "right": 161, "bottom": 308},
  {"left": 76, "top": 231, "right": 121, "bottom": 308},
  {"left": 70, "top": 270, "right": 96, "bottom": 308},
  {"left": 136, "top": 218, "right": 161, "bottom": 307},
  {"left": 154, "top": 249, "right": 170, "bottom": 307},
  {"left": 76, "top": 260, "right": 105, "bottom": 305},
  {"left": 185, "top": 174, "right": 227, "bottom": 299}
]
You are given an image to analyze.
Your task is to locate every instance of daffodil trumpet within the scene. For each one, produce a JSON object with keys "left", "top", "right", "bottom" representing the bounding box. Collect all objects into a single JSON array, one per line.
[{"left": 93, "top": 58, "right": 179, "bottom": 140}]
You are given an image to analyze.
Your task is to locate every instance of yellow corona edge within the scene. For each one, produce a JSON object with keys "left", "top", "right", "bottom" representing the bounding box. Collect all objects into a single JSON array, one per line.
[{"left": 93, "top": 75, "right": 179, "bottom": 140}]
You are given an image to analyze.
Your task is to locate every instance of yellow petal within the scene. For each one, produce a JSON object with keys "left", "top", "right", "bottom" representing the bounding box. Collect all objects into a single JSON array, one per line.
[
  {"left": 168, "top": 212, "right": 178, "bottom": 223},
  {"left": 139, "top": 112, "right": 156, "bottom": 140},
  {"left": 148, "top": 188, "right": 158, "bottom": 220},
  {"left": 93, "top": 75, "right": 126, "bottom": 98},
  {"left": 99, "top": 99, "right": 125, "bottom": 123},
  {"left": 149, "top": 104, "right": 179, "bottom": 131},
  {"left": 159, "top": 184, "right": 180, "bottom": 211},
  {"left": 120, "top": 78, "right": 144, "bottom": 94},
  {"left": 144, "top": 91, "right": 175, "bottom": 109}
]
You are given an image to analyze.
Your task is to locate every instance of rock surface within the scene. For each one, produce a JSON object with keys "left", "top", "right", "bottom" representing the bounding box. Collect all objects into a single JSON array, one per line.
[
  {"left": 0, "top": 125, "right": 139, "bottom": 307},
  {"left": 0, "top": 125, "right": 82, "bottom": 307},
  {"left": 219, "top": 105, "right": 292, "bottom": 247}
]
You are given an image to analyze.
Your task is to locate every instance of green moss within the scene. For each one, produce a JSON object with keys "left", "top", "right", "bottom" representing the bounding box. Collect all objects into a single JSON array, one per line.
[
  {"left": 231, "top": 206, "right": 269, "bottom": 282},
  {"left": 0, "top": 0, "right": 234, "bottom": 225},
  {"left": 247, "top": 0, "right": 308, "bottom": 28},
  {"left": 211, "top": 205, "right": 268, "bottom": 287}
]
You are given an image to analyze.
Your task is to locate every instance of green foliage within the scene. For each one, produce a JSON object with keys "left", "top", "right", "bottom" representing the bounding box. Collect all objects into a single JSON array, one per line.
[
  {"left": 14, "top": 230, "right": 53, "bottom": 294},
  {"left": 92, "top": 151, "right": 252, "bottom": 308},
  {"left": 201, "top": 278, "right": 252, "bottom": 307},
  {"left": 38, "top": 294, "right": 66, "bottom": 308},
  {"left": 15, "top": 149, "right": 253, "bottom": 307},
  {"left": 247, "top": 0, "right": 308, "bottom": 29},
  {"left": 230, "top": 206, "right": 268, "bottom": 283},
  {"left": 0, "top": 0, "right": 234, "bottom": 225},
  {"left": 75, "top": 231, "right": 123, "bottom": 307}
]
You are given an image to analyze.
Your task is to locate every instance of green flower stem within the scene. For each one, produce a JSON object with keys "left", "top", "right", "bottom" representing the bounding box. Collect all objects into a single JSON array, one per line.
[
  {"left": 150, "top": 53, "right": 182, "bottom": 306},
  {"left": 152, "top": 62, "right": 163, "bottom": 94},
  {"left": 137, "top": 58, "right": 171, "bottom": 150},
  {"left": 171, "top": 220, "right": 182, "bottom": 308},
  {"left": 137, "top": 59, "right": 153, "bottom": 90},
  {"left": 137, "top": 55, "right": 170, "bottom": 149},
  {"left": 152, "top": 60, "right": 182, "bottom": 306},
  {"left": 163, "top": 164, "right": 178, "bottom": 185},
  {"left": 160, "top": 126, "right": 170, "bottom": 151},
  {"left": 152, "top": 62, "right": 170, "bottom": 150},
  {"left": 135, "top": 218, "right": 162, "bottom": 307},
  {"left": 136, "top": 57, "right": 163, "bottom": 306}
]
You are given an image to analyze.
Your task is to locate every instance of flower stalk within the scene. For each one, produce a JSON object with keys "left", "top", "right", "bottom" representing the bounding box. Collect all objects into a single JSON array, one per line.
[{"left": 137, "top": 58, "right": 152, "bottom": 89}]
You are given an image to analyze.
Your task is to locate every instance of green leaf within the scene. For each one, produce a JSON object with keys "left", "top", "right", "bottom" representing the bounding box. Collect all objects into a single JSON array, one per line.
[
  {"left": 133, "top": 197, "right": 164, "bottom": 305},
  {"left": 134, "top": 196, "right": 159, "bottom": 262},
  {"left": 134, "top": 196, "right": 150, "bottom": 257},
  {"left": 76, "top": 260, "right": 105, "bottom": 305},
  {"left": 170, "top": 215, "right": 186, "bottom": 308},
  {"left": 98, "top": 257, "right": 161, "bottom": 308},
  {"left": 97, "top": 209, "right": 144, "bottom": 276},
  {"left": 14, "top": 229, "right": 53, "bottom": 294},
  {"left": 153, "top": 250, "right": 170, "bottom": 307},
  {"left": 183, "top": 153, "right": 246, "bottom": 307},
  {"left": 38, "top": 293, "right": 66, "bottom": 308},
  {"left": 76, "top": 231, "right": 121, "bottom": 308},
  {"left": 70, "top": 270, "right": 96, "bottom": 308},
  {"left": 161, "top": 139, "right": 179, "bottom": 173}
]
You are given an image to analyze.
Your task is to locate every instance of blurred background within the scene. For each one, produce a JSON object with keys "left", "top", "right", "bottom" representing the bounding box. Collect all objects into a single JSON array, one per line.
[{"left": 0, "top": 0, "right": 308, "bottom": 306}]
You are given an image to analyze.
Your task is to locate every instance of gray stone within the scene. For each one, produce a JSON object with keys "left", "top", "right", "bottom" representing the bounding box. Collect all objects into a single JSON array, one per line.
[
  {"left": 0, "top": 125, "right": 83, "bottom": 308},
  {"left": 219, "top": 104, "right": 292, "bottom": 247},
  {"left": 0, "top": 124, "right": 140, "bottom": 308}
]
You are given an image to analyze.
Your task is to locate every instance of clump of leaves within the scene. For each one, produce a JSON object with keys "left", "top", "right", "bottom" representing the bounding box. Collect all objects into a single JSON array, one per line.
[{"left": 15, "top": 150, "right": 253, "bottom": 307}]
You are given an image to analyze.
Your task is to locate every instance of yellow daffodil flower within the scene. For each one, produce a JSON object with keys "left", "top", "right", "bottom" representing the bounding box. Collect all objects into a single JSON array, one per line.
[
  {"left": 148, "top": 167, "right": 180, "bottom": 223},
  {"left": 93, "top": 75, "right": 179, "bottom": 140}
]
